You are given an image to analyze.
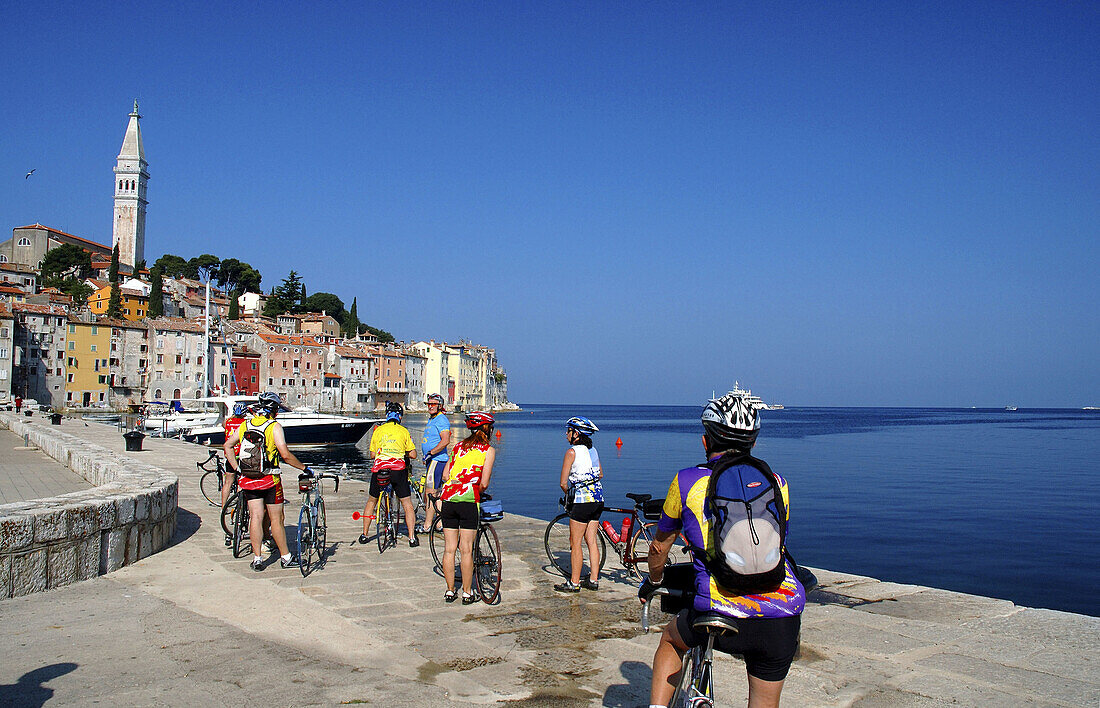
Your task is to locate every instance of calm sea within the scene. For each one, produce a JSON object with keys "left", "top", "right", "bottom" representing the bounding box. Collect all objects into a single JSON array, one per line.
[{"left": 294, "top": 404, "right": 1100, "bottom": 617}]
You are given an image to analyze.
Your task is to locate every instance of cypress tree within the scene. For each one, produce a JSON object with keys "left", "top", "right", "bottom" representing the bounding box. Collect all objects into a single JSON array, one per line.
[
  {"left": 107, "top": 244, "right": 122, "bottom": 318},
  {"left": 345, "top": 298, "right": 360, "bottom": 337},
  {"left": 148, "top": 267, "right": 164, "bottom": 318},
  {"left": 229, "top": 288, "right": 240, "bottom": 320}
]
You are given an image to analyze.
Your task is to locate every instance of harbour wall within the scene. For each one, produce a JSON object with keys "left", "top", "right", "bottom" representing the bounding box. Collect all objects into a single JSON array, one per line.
[{"left": 0, "top": 412, "right": 178, "bottom": 599}]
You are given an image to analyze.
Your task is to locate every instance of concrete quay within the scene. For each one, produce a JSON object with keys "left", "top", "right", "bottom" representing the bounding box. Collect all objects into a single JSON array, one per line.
[{"left": 0, "top": 418, "right": 1097, "bottom": 706}]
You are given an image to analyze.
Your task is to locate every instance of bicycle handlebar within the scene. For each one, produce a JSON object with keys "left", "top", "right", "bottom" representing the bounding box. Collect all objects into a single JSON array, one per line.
[{"left": 641, "top": 586, "right": 683, "bottom": 633}]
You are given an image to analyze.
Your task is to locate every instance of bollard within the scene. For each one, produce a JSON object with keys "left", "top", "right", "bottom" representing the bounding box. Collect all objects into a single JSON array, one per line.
[
  {"left": 123, "top": 429, "right": 145, "bottom": 452},
  {"left": 50, "top": 413, "right": 63, "bottom": 425}
]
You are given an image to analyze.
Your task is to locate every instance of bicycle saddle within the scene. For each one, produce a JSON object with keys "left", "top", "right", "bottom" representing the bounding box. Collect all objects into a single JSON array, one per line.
[
  {"left": 626, "top": 493, "right": 652, "bottom": 504},
  {"left": 692, "top": 612, "right": 740, "bottom": 637}
]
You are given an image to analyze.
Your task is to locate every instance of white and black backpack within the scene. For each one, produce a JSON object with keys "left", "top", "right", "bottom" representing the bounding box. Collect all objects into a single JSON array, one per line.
[
  {"left": 691, "top": 452, "right": 788, "bottom": 595},
  {"left": 238, "top": 419, "right": 275, "bottom": 478}
]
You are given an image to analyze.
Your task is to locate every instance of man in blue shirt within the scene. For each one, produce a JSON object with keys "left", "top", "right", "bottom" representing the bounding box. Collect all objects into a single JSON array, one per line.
[{"left": 418, "top": 393, "right": 452, "bottom": 534}]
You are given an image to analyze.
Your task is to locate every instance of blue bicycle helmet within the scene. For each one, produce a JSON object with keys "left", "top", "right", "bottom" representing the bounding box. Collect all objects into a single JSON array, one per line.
[
  {"left": 566, "top": 416, "right": 599, "bottom": 435},
  {"left": 232, "top": 403, "right": 248, "bottom": 417}
]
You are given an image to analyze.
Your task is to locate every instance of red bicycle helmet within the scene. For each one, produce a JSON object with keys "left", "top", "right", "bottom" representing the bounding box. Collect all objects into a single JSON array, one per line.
[{"left": 465, "top": 411, "right": 495, "bottom": 429}]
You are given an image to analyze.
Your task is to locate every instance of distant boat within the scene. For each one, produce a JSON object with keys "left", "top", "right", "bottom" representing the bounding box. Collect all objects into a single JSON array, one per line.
[
  {"left": 718, "top": 382, "right": 783, "bottom": 411},
  {"left": 764, "top": 404, "right": 785, "bottom": 410},
  {"left": 1084, "top": 407, "right": 1099, "bottom": 411},
  {"left": 1005, "top": 405, "right": 1018, "bottom": 411}
]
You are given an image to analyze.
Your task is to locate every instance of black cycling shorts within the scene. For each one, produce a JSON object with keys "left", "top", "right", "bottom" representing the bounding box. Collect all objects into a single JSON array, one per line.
[
  {"left": 369, "top": 467, "right": 411, "bottom": 499},
  {"left": 242, "top": 484, "right": 283, "bottom": 506},
  {"left": 569, "top": 501, "right": 604, "bottom": 524},
  {"left": 674, "top": 609, "right": 801, "bottom": 682},
  {"left": 440, "top": 500, "right": 479, "bottom": 530}
]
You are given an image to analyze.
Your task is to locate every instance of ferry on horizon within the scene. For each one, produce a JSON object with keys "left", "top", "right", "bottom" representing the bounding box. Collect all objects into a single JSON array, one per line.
[{"left": 716, "top": 382, "right": 783, "bottom": 410}]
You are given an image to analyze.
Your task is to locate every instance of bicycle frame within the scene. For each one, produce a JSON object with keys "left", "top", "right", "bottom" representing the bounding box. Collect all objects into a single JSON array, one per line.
[{"left": 642, "top": 587, "right": 718, "bottom": 707}]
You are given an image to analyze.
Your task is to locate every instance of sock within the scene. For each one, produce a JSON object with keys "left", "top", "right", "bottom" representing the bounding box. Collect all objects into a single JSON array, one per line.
[
  {"left": 253, "top": 555, "right": 262, "bottom": 563},
  {"left": 281, "top": 553, "right": 291, "bottom": 562}
]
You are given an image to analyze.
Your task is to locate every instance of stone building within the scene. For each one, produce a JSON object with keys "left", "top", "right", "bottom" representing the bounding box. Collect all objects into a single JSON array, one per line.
[
  {"left": 0, "top": 263, "right": 36, "bottom": 294},
  {"left": 100, "top": 317, "right": 151, "bottom": 408},
  {"left": 369, "top": 344, "right": 408, "bottom": 410},
  {"left": 411, "top": 341, "right": 453, "bottom": 405},
  {"left": 10, "top": 303, "right": 69, "bottom": 406},
  {"left": 145, "top": 318, "right": 229, "bottom": 400},
  {"left": 404, "top": 347, "right": 426, "bottom": 410},
  {"left": 0, "top": 303, "right": 12, "bottom": 401},
  {"left": 64, "top": 317, "right": 110, "bottom": 408},
  {"left": 0, "top": 224, "right": 114, "bottom": 271},
  {"left": 323, "top": 343, "right": 375, "bottom": 413},
  {"left": 255, "top": 332, "right": 325, "bottom": 408},
  {"left": 113, "top": 101, "right": 149, "bottom": 269}
]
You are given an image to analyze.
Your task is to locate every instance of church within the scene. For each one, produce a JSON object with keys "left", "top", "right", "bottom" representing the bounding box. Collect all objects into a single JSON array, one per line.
[{"left": 0, "top": 102, "right": 149, "bottom": 272}]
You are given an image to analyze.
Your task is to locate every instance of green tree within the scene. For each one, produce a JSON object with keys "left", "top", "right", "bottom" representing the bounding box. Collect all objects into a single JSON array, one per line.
[
  {"left": 343, "top": 298, "right": 360, "bottom": 337},
  {"left": 107, "top": 281, "right": 122, "bottom": 318},
  {"left": 39, "top": 244, "right": 92, "bottom": 285},
  {"left": 215, "top": 258, "right": 263, "bottom": 294},
  {"left": 185, "top": 254, "right": 220, "bottom": 281},
  {"left": 153, "top": 254, "right": 188, "bottom": 278},
  {"left": 301, "top": 292, "right": 345, "bottom": 321},
  {"left": 363, "top": 324, "right": 395, "bottom": 343},
  {"left": 134, "top": 258, "right": 147, "bottom": 274},
  {"left": 262, "top": 270, "right": 306, "bottom": 317},
  {"left": 108, "top": 244, "right": 120, "bottom": 284},
  {"left": 228, "top": 288, "right": 240, "bottom": 320},
  {"left": 148, "top": 268, "right": 164, "bottom": 318}
]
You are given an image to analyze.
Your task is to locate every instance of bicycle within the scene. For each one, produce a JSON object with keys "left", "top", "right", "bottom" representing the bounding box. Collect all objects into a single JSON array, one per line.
[
  {"left": 428, "top": 494, "right": 503, "bottom": 605},
  {"left": 296, "top": 470, "right": 339, "bottom": 577},
  {"left": 374, "top": 472, "right": 400, "bottom": 554},
  {"left": 544, "top": 491, "right": 690, "bottom": 580},
  {"left": 641, "top": 564, "right": 736, "bottom": 708},
  {"left": 198, "top": 449, "right": 228, "bottom": 507},
  {"left": 220, "top": 481, "right": 250, "bottom": 559}
]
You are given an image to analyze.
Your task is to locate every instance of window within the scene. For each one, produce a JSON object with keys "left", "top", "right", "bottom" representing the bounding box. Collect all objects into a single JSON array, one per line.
[
  {"left": 197, "top": 356, "right": 203, "bottom": 366},
  {"left": 68, "top": 342, "right": 75, "bottom": 351},
  {"left": 99, "top": 375, "right": 107, "bottom": 384},
  {"left": 251, "top": 362, "right": 256, "bottom": 370},
  {"left": 68, "top": 324, "right": 76, "bottom": 333},
  {"left": 268, "top": 378, "right": 273, "bottom": 385},
  {"left": 175, "top": 355, "right": 182, "bottom": 364},
  {"left": 90, "top": 344, "right": 97, "bottom": 352},
  {"left": 17, "top": 237, "right": 30, "bottom": 246},
  {"left": 67, "top": 374, "right": 74, "bottom": 383},
  {"left": 90, "top": 326, "right": 98, "bottom": 335},
  {"left": 251, "top": 376, "right": 256, "bottom": 383},
  {"left": 156, "top": 354, "right": 163, "bottom": 363}
]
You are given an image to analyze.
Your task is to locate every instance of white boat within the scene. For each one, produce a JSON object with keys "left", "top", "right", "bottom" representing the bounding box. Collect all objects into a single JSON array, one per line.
[
  {"left": 1005, "top": 405, "right": 1018, "bottom": 411},
  {"left": 764, "top": 403, "right": 785, "bottom": 410},
  {"left": 179, "top": 396, "right": 382, "bottom": 447},
  {"left": 720, "top": 382, "right": 781, "bottom": 410},
  {"left": 141, "top": 399, "right": 221, "bottom": 436}
]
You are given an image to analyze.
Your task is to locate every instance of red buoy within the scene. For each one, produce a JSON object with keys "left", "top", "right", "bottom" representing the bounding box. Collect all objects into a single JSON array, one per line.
[
  {"left": 615, "top": 437, "right": 623, "bottom": 448},
  {"left": 495, "top": 430, "right": 502, "bottom": 439}
]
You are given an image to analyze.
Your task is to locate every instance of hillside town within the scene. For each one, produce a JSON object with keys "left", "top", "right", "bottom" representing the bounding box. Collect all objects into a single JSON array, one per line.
[{"left": 0, "top": 105, "right": 512, "bottom": 414}]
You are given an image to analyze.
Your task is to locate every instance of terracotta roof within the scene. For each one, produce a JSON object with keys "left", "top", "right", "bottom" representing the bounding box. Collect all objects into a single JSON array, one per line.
[
  {"left": 334, "top": 344, "right": 373, "bottom": 358},
  {"left": 94, "top": 316, "right": 148, "bottom": 329},
  {"left": 324, "top": 373, "right": 341, "bottom": 379},
  {"left": 232, "top": 347, "right": 260, "bottom": 357},
  {"left": 148, "top": 317, "right": 205, "bottom": 334},
  {"left": 16, "top": 224, "right": 112, "bottom": 252},
  {"left": 256, "top": 332, "right": 325, "bottom": 347},
  {"left": 0, "top": 303, "right": 11, "bottom": 318},
  {"left": 0, "top": 285, "right": 24, "bottom": 294},
  {"left": 11, "top": 302, "right": 69, "bottom": 316},
  {"left": 0, "top": 262, "right": 35, "bottom": 273}
]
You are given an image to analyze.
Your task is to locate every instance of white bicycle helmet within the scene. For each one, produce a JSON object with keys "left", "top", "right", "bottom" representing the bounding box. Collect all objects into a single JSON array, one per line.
[{"left": 701, "top": 392, "right": 760, "bottom": 449}]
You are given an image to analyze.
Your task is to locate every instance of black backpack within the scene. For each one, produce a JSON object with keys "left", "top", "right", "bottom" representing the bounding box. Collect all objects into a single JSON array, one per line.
[{"left": 690, "top": 452, "right": 788, "bottom": 595}]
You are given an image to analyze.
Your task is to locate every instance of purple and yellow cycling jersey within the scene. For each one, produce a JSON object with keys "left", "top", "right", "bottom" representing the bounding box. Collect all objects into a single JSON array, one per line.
[{"left": 657, "top": 463, "right": 806, "bottom": 619}]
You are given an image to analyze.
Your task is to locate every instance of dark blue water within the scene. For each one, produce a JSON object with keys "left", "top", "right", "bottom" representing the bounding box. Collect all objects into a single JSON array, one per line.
[{"left": 295, "top": 405, "right": 1100, "bottom": 616}]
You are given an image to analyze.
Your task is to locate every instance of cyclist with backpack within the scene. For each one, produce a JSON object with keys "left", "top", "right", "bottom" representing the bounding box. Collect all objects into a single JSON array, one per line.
[
  {"left": 639, "top": 392, "right": 806, "bottom": 708},
  {"left": 554, "top": 416, "right": 604, "bottom": 593},
  {"left": 418, "top": 393, "right": 452, "bottom": 535},
  {"left": 359, "top": 401, "right": 419, "bottom": 547},
  {"left": 224, "top": 391, "right": 311, "bottom": 571}
]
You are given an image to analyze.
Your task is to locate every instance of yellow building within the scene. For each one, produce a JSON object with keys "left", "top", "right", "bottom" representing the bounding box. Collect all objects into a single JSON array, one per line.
[
  {"left": 88, "top": 281, "right": 149, "bottom": 322},
  {"left": 65, "top": 318, "right": 110, "bottom": 408}
]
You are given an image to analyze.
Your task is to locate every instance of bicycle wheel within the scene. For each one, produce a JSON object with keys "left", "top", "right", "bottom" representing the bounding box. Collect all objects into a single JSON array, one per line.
[
  {"left": 314, "top": 498, "right": 327, "bottom": 563},
  {"left": 475, "top": 524, "right": 502, "bottom": 605},
  {"left": 199, "top": 469, "right": 221, "bottom": 507},
  {"left": 232, "top": 495, "right": 250, "bottom": 559},
  {"left": 376, "top": 491, "right": 391, "bottom": 553},
  {"left": 668, "top": 649, "right": 694, "bottom": 708},
  {"left": 428, "top": 517, "right": 448, "bottom": 573},
  {"left": 627, "top": 522, "right": 691, "bottom": 577},
  {"left": 298, "top": 505, "right": 314, "bottom": 577},
  {"left": 543, "top": 513, "right": 606, "bottom": 579},
  {"left": 220, "top": 490, "right": 239, "bottom": 539}
]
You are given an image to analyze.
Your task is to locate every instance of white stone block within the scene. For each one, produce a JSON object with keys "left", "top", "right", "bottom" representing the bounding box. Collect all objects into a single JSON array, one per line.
[
  {"left": 11, "top": 549, "right": 47, "bottom": 596},
  {"left": 0, "top": 514, "right": 34, "bottom": 551}
]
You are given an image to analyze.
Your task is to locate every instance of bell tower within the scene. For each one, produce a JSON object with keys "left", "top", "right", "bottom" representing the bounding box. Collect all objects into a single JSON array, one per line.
[{"left": 113, "top": 100, "right": 149, "bottom": 268}]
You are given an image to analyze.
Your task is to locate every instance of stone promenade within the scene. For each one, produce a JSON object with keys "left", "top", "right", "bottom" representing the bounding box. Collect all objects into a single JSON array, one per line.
[{"left": 0, "top": 417, "right": 1097, "bottom": 706}]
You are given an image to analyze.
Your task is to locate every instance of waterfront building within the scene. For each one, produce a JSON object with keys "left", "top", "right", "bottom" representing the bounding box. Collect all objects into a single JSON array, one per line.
[
  {"left": 64, "top": 318, "right": 110, "bottom": 408},
  {"left": 10, "top": 303, "right": 69, "bottom": 406},
  {"left": 237, "top": 291, "right": 267, "bottom": 318},
  {"left": 299, "top": 312, "right": 340, "bottom": 342},
  {"left": 323, "top": 343, "right": 375, "bottom": 413},
  {"left": 403, "top": 347, "right": 426, "bottom": 410},
  {"left": 230, "top": 347, "right": 261, "bottom": 395},
  {"left": 0, "top": 303, "right": 12, "bottom": 401},
  {"left": 255, "top": 332, "right": 325, "bottom": 408},
  {"left": 88, "top": 278, "right": 150, "bottom": 321},
  {"left": 411, "top": 341, "right": 453, "bottom": 405},
  {"left": 0, "top": 286, "right": 28, "bottom": 304},
  {"left": 368, "top": 344, "right": 407, "bottom": 409},
  {"left": 112, "top": 101, "right": 148, "bottom": 269},
  {"left": 101, "top": 317, "right": 150, "bottom": 408},
  {"left": 145, "top": 318, "right": 227, "bottom": 400}
]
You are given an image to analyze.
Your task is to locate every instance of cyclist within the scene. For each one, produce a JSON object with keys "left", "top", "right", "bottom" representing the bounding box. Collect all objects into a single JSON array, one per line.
[
  {"left": 418, "top": 393, "right": 452, "bottom": 535},
  {"left": 554, "top": 416, "right": 604, "bottom": 593},
  {"left": 360, "top": 401, "right": 419, "bottom": 547},
  {"left": 639, "top": 392, "right": 806, "bottom": 708},
  {"left": 224, "top": 391, "right": 311, "bottom": 571},
  {"left": 439, "top": 411, "right": 497, "bottom": 604},
  {"left": 220, "top": 403, "right": 249, "bottom": 509}
]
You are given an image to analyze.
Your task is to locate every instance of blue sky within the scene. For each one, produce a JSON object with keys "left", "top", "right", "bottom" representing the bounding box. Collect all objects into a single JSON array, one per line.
[{"left": 2, "top": 2, "right": 1096, "bottom": 406}]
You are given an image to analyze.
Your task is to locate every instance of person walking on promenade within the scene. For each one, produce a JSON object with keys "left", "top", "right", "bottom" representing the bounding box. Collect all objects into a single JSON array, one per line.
[
  {"left": 554, "top": 416, "right": 604, "bottom": 593},
  {"left": 224, "top": 391, "right": 310, "bottom": 571},
  {"left": 15, "top": 396, "right": 22, "bottom": 413},
  {"left": 418, "top": 393, "right": 452, "bottom": 535},
  {"left": 639, "top": 392, "right": 806, "bottom": 708},
  {"left": 439, "top": 411, "right": 496, "bottom": 604},
  {"left": 360, "top": 401, "right": 419, "bottom": 547}
]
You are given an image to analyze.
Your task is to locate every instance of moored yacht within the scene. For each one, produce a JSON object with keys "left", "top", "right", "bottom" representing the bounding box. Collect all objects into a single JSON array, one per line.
[{"left": 178, "top": 396, "right": 382, "bottom": 446}]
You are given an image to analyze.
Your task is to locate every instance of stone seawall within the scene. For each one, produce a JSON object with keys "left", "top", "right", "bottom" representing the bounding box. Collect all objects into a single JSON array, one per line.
[{"left": 0, "top": 412, "right": 178, "bottom": 599}]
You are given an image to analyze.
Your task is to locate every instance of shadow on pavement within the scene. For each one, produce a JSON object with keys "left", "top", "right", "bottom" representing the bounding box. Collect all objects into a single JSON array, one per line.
[
  {"left": 167, "top": 505, "right": 202, "bottom": 547},
  {"left": 602, "top": 660, "right": 651, "bottom": 707},
  {"left": 0, "top": 662, "right": 78, "bottom": 708}
]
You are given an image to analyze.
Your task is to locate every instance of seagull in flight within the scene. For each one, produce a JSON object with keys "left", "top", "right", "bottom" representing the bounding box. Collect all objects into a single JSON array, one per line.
[{"left": 25, "top": 169, "right": 35, "bottom": 179}]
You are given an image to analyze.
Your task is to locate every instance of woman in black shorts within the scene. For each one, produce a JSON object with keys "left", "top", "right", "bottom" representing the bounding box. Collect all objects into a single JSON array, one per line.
[{"left": 555, "top": 417, "right": 604, "bottom": 593}]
